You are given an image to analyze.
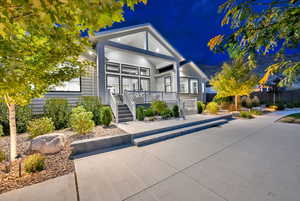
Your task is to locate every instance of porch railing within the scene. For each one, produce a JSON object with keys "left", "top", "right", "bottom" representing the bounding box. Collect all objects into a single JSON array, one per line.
[
  {"left": 123, "top": 90, "right": 136, "bottom": 120},
  {"left": 125, "top": 91, "right": 178, "bottom": 104},
  {"left": 107, "top": 89, "right": 119, "bottom": 123}
]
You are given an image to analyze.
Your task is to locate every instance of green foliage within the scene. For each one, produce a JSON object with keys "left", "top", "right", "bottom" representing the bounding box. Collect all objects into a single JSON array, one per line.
[
  {"left": 239, "top": 111, "right": 254, "bottom": 119},
  {"left": 275, "top": 103, "right": 285, "bottom": 111},
  {"left": 206, "top": 102, "right": 219, "bottom": 114},
  {"left": 208, "top": 0, "right": 300, "bottom": 85},
  {"left": 100, "top": 107, "right": 113, "bottom": 127},
  {"left": 136, "top": 106, "right": 145, "bottom": 121},
  {"left": 212, "top": 96, "right": 231, "bottom": 105},
  {"left": 197, "top": 101, "right": 205, "bottom": 114},
  {"left": 0, "top": 103, "right": 32, "bottom": 135},
  {"left": 27, "top": 117, "right": 55, "bottom": 139},
  {"left": 172, "top": 105, "right": 180, "bottom": 118},
  {"left": 0, "top": 125, "right": 4, "bottom": 137},
  {"left": 70, "top": 106, "right": 95, "bottom": 134},
  {"left": 78, "top": 96, "right": 102, "bottom": 125},
  {"left": 151, "top": 101, "right": 168, "bottom": 115},
  {"left": 161, "top": 108, "right": 173, "bottom": 119},
  {"left": 0, "top": 150, "right": 5, "bottom": 162},
  {"left": 144, "top": 107, "right": 155, "bottom": 117},
  {"left": 251, "top": 96, "right": 260, "bottom": 107},
  {"left": 250, "top": 110, "right": 263, "bottom": 116},
  {"left": 24, "top": 154, "right": 45, "bottom": 173},
  {"left": 44, "top": 98, "right": 70, "bottom": 130}
]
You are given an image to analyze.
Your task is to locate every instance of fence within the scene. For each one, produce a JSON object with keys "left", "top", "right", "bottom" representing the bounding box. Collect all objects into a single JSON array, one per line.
[{"left": 252, "top": 89, "right": 300, "bottom": 104}]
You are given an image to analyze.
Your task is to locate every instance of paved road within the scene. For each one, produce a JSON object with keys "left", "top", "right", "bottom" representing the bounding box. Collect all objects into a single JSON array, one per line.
[{"left": 75, "top": 110, "right": 300, "bottom": 201}]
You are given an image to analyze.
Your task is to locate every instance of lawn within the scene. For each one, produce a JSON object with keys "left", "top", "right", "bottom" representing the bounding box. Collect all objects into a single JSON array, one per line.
[{"left": 279, "top": 113, "right": 300, "bottom": 124}]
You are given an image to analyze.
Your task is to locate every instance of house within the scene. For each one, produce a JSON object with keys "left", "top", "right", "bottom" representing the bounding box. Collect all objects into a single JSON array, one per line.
[{"left": 31, "top": 23, "right": 208, "bottom": 122}]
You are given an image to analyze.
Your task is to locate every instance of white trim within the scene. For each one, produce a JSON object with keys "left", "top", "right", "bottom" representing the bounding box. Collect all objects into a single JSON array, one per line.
[{"left": 181, "top": 61, "right": 209, "bottom": 80}]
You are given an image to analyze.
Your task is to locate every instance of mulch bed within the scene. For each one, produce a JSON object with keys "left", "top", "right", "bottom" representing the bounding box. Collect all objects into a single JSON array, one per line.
[{"left": 0, "top": 124, "right": 127, "bottom": 194}]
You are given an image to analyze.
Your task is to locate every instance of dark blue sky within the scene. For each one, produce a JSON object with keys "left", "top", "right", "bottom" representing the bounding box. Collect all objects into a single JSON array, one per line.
[{"left": 104, "top": 0, "right": 230, "bottom": 66}]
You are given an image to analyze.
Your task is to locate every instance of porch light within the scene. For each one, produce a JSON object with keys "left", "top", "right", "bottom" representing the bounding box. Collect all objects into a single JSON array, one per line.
[
  {"left": 155, "top": 48, "right": 160, "bottom": 53},
  {"left": 117, "top": 38, "right": 121, "bottom": 42},
  {"left": 88, "top": 50, "right": 94, "bottom": 56}
]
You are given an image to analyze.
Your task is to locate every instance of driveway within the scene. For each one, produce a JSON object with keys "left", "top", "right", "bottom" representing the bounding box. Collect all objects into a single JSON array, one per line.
[{"left": 74, "top": 110, "right": 300, "bottom": 201}]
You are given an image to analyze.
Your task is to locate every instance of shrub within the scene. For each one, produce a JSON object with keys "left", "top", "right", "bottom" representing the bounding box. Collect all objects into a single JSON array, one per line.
[
  {"left": 205, "top": 102, "right": 219, "bottom": 114},
  {"left": 0, "top": 125, "right": 3, "bottom": 137},
  {"left": 239, "top": 111, "right": 254, "bottom": 119},
  {"left": 275, "top": 103, "right": 285, "bottom": 110},
  {"left": 161, "top": 108, "right": 173, "bottom": 119},
  {"left": 0, "top": 150, "right": 5, "bottom": 162},
  {"left": 78, "top": 96, "right": 102, "bottom": 125},
  {"left": 144, "top": 107, "right": 155, "bottom": 117},
  {"left": 268, "top": 105, "right": 278, "bottom": 110},
  {"left": 250, "top": 110, "right": 263, "bottom": 116},
  {"left": 136, "top": 106, "right": 145, "bottom": 121},
  {"left": 197, "top": 101, "right": 205, "bottom": 114},
  {"left": 27, "top": 117, "right": 55, "bottom": 139},
  {"left": 172, "top": 105, "right": 180, "bottom": 118},
  {"left": 44, "top": 98, "right": 70, "bottom": 130},
  {"left": 213, "top": 96, "right": 232, "bottom": 104},
  {"left": 69, "top": 106, "right": 95, "bottom": 134},
  {"left": 241, "top": 96, "right": 252, "bottom": 109},
  {"left": 251, "top": 96, "right": 260, "bottom": 107},
  {"left": 151, "top": 101, "right": 167, "bottom": 115},
  {"left": 100, "top": 106, "right": 113, "bottom": 127},
  {"left": 24, "top": 154, "right": 45, "bottom": 173},
  {"left": 0, "top": 103, "right": 32, "bottom": 135}
]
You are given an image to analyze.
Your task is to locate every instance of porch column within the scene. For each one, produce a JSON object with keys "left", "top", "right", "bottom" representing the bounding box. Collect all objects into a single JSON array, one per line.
[
  {"left": 96, "top": 42, "right": 106, "bottom": 104},
  {"left": 174, "top": 60, "right": 180, "bottom": 93}
]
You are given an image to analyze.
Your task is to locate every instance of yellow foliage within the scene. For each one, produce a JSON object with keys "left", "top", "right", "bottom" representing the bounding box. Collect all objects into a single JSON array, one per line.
[{"left": 208, "top": 35, "right": 224, "bottom": 50}]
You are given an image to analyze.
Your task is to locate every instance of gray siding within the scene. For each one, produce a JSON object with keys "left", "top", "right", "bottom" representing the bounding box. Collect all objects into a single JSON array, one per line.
[{"left": 30, "top": 65, "right": 97, "bottom": 114}]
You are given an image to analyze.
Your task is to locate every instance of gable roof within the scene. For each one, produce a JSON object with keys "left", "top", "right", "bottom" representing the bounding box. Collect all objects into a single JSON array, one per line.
[
  {"left": 91, "top": 23, "right": 184, "bottom": 61},
  {"left": 180, "top": 61, "right": 209, "bottom": 80}
]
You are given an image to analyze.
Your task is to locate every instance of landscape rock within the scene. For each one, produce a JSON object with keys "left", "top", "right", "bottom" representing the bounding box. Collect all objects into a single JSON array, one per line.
[{"left": 27, "top": 133, "right": 68, "bottom": 154}]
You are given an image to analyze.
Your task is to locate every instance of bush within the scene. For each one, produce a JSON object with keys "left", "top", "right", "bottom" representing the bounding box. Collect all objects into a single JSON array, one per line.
[
  {"left": 27, "top": 117, "right": 55, "bottom": 139},
  {"left": 44, "top": 98, "right": 70, "bottom": 130},
  {"left": 151, "top": 101, "right": 167, "bottom": 115},
  {"left": 213, "top": 96, "right": 232, "bottom": 104},
  {"left": 24, "top": 154, "right": 45, "bottom": 173},
  {"left": 144, "top": 107, "right": 155, "bottom": 117},
  {"left": 206, "top": 102, "right": 219, "bottom": 114},
  {"left": 250, "top": 110, "right": 263, "bottom": 116},
  {"left": 100, "top": 107, "right": 113, "bottom": 127},
  {"left": 241, "top": 96, "right": 252, "bottom": 109},
  {"left": 0, "top": 125, "right": 3, "bottom": 137},
  {"left": 78, "top": 96, "right": 102, "bottom": 125},
  {"left": 268, "top": 105, "right": 278, "bottom": 110},
  {"left": 136, "top": 106, "right": 145, "bottom": 121},
  {"left": 197, "top": 101, "right": 205, "bottom": 114},
  {"left": 0, "top": 103, "right": 32, "bottom": 135},
  {"left": 251, "top": 96, "right": 260, "bottom": 107},
  {"left": 161, "top": 108, "right": 173, "bottom": 119},
  {"left": 239, "top": 111, "right": 254, "bottom": 119},
  {"left": 70, "top": 106, "right": 95, "bottom": 134},
  {"left": 172, "top": 105, "right": 180, "bottom": 118},
  {"left": 275, "top": 103, "right": 285, "bottom": 110},
  {"left": 0, "top": 150, "right": 5, "bottom": 162}
]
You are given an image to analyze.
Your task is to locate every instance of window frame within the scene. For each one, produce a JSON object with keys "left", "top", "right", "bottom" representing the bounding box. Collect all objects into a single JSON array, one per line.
[
  {"left": 106, "top": 62, "right": 121, "bottom": 73},
  {"left": 164, "top": 76, "right": 172, "bottom": 93},
  {"left": 140, "top": 78, "right": 151, "bottom": 91},
  {"left": 106, "top": 74, "right": 121, "bottom": 94},
  {"left": 190, "top": 78, "right": 199, "bottom": 94},
  {"left": 121, "top": 76, "right": 139, "bottom": 93},
  {"left": 121, "top": 64, "right": 139, "bottom": 75},
  {"left": 140, "top": 67, "right": 150, "bottom": 77}
]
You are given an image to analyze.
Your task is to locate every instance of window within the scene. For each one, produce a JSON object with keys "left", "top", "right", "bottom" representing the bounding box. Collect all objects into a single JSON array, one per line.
[
  {"left": 140, "top": 78, "right": 150, "bottom": 91},
  {"left": 107, "top": 75, "right": 120, "bottom": 94},
  {"left": 140, "top": 67, "right": 150, "bottom": 76},
  {"left": 51, "top": 78, "right": 80, "bottom": 92},
  {"left": 180, "top": 77, "right": 189, "bottom": 93},
  {"left": 106, "top": 62, "right": 120, "bottom": 73},
  {"left": 190, "top": 79, "right": 199, "bottom": 94},
  {"left": 164, "top": 76, "right": 172, "bottom": 92},
  {"left": 122, "top": 77, "right": 139, "bottom": 93},
  {"left": 121, "top": 64, "right": 138, "bottom": 75}
]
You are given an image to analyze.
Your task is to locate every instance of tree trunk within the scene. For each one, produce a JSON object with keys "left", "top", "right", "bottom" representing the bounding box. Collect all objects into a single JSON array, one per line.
[
  {"left": 235, "top": 95, "right": 239, "bottom": 111},
  {"left": 7, "top": 103, "right": 17, "bottom": 161}
]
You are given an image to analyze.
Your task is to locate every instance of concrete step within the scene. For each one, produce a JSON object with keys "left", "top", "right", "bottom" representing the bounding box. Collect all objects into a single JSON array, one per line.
[
  {"left": 118, "top": 113, "right": 133, "bottom": 118},
  {"left": 118, "top": 117, "right": 134, "bottom": 123},
  {"left": 118, "top": 110, "right": 131, "bottom": 115},
  {"left": 132, "top": 114, "right": 233, "bottom": 139},
  {"left": 133, "top": 119, "right": 228, "bottom": 146}
]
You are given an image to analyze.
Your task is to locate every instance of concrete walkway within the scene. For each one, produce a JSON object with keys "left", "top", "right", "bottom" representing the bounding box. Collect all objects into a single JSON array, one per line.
[
  {"left": 117, "top": 113, "right": 229, "bottom": 134},
  {"left": 1, "top": 110, "right": 299, "bottom": 201}
]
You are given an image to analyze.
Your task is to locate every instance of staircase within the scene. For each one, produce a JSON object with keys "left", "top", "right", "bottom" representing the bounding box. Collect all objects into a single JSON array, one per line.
[
  {"left": 117, "top": 104, "right": 134, "bottom": 123},
  {"left": 132, "top": 115, "right": 232, "bottom": 146}
]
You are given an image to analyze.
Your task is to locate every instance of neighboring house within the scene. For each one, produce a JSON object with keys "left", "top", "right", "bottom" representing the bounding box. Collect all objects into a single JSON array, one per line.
[{"left": 31, "top": 23, "right": 208, "bottom": 122}]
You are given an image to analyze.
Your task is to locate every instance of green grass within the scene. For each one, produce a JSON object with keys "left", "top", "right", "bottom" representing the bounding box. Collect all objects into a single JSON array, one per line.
[{"left": 279, "top": 113, "right": 300, "bottom": 124}]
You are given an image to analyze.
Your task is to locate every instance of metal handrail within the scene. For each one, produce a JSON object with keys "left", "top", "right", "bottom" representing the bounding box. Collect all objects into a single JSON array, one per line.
[{"left": 123, "top": 90, "right": 136, "bottom": 120}]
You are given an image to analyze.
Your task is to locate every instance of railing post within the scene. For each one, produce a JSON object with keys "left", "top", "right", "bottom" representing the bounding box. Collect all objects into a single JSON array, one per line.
[{"left": 162, "top": 92, "right": 164, "bottom": 101}]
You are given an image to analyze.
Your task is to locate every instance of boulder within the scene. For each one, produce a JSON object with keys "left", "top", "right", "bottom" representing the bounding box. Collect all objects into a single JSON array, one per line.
[{"left": 27, "top": 133, "right": 68, "bottom": 155}]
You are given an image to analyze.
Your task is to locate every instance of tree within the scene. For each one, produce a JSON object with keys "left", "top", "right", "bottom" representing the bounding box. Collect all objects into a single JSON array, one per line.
[
  {"left": 210, "top": 58, "right": 259, "bottom": 111},
  {"left": 208, "top": 0, "right": 300, "bottom": 86},
  {"left": 0, "top": 0, "right": 147, "bottom": 161}
]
